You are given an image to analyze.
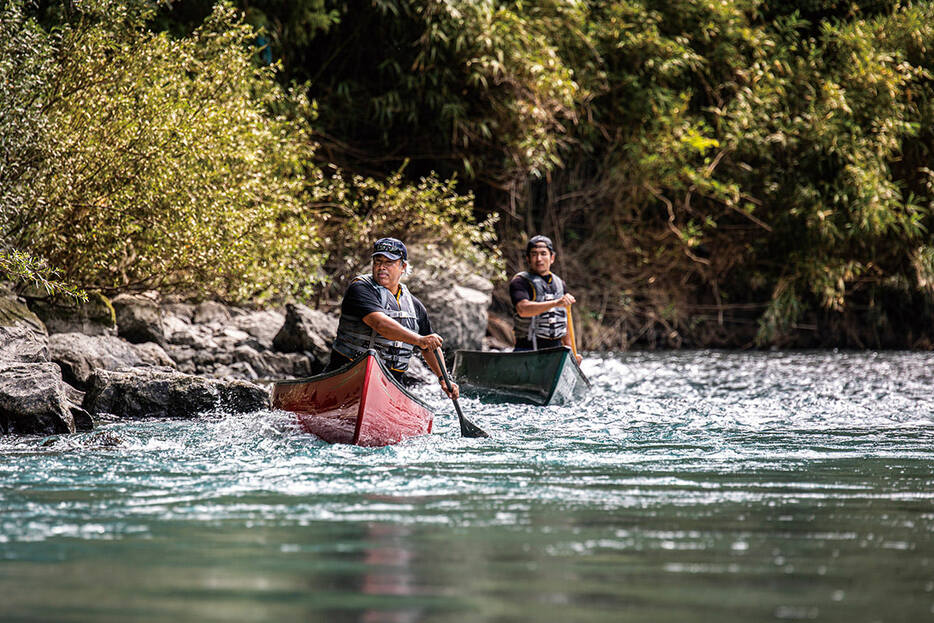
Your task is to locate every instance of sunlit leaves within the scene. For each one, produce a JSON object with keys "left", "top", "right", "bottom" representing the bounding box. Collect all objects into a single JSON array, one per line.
[{"left": 3, "top": 1, "right": 322, "bottom": 301}]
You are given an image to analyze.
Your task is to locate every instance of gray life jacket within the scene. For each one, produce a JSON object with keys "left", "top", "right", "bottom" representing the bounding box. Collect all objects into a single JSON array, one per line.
[
  {"left": 332, "top": 274, "right": 420, "bottom": 372},
  {"left": 512, "top": 271, "right": 567, "bottom": 348}
]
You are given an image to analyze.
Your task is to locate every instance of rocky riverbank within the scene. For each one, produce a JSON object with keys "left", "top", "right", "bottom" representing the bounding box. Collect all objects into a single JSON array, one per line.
[{"left": 0, "top": 261, "right": 495, "bottom": 436}]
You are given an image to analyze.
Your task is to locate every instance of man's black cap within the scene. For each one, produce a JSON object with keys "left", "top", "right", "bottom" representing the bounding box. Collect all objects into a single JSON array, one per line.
[
  {"left": 526, "top": 235, "right": 554, "bottom": 254},
  {"left": 372, "top": 237, "right": 407, "bottom": 262}
]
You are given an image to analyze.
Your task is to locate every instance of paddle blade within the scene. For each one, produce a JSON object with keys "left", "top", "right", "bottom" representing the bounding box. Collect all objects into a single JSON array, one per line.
[
  {"left": 450, "top": 391, "right": 489, "bottom": 438},
  {"left": 460, "top": 416, "right": 489, "bottom": 438},
  {"left": 436, "top": 348, "right": 490, "bottom": 439}
]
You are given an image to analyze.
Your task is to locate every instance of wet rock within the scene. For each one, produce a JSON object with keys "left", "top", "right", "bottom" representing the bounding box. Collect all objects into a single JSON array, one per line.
[
  {"left": 71, "top": 404, "right": 94, "bottom": 432},
  {"left": 86, "top": 430, "right": 123, "bottom": 447},
  {"left": 0, "top": 362, "right": 78, "bottom": 435},
  {"left": 82, "top": 367, "right": 270, "bottom": 419}
]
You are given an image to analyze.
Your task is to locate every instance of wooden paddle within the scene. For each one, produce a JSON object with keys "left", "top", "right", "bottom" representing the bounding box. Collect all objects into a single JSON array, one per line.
[
  {"left": 566, "top": 304, "right": 580, "bottom": 362},
  {"left": 435, "top": 348, "right": 489, "bottom": 438}
]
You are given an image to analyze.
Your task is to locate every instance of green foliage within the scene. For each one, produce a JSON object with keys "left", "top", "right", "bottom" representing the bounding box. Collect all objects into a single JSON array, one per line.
[
  {"left": 262, "top": 0, "right": 934, "bottom": 347},
  {"left": 717, "top": 5, "right": 934, "bottom": 342},
  {"left": 0, "top": 1, "right": 55, "bottom": 250},
  {"left": 9, "top": 0, "right": 934, "bottom": 346},
  {"left": 0, "top": 249, "right": 86, "bottom": 300},
  {"left": 0, "top": 1, "right": 83, "bottom": 299},
  {"left": 278, "top": 0, "right": 587, "bottom": 186},
  {"left": 417, "top": 0, "right": 587, "bottom": 179},
  {"left": 2, "top": 0, "right": 502, "bottom": 305},
  {"left": 316, "top": 167, "right": 503, "bottom": 292},
  {"left": 151, "top": 0, "right": 340, "bottom": 61},
  {"left": 4, "top": 1, "right": 324, "bottom": 302}
]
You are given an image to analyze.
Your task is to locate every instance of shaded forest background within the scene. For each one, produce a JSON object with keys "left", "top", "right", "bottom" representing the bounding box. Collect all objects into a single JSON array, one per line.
[{"left": 4, "top": 0, "right": 934, "bottom": 349}]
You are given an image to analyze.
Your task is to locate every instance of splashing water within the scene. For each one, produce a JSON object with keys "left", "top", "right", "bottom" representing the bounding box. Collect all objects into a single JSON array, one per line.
[{"left": 1, "top": 351, "right": 933, "bottom": 622}]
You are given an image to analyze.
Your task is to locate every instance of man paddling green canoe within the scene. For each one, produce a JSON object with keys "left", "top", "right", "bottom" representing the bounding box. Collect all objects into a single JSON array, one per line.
[
  {"left": 509, "top": 234, "right": 582, "bottom": 364},
  {"left": 325, "top": 237, "right": 459, "bottom": 399}
]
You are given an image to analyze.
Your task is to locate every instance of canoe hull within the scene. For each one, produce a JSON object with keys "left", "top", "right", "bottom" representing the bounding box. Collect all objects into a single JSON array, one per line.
[
  {"left": 271, "top": 351, "right": 433, "bottom": 446},
  {"left": 452, "top": 347, "right": 589, "bottom": 406}
]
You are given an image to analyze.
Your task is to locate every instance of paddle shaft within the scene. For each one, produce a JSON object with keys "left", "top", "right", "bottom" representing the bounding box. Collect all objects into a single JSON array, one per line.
[
  {"left": 434, "top": 349, "right": 489, "bottom": 438},
  {"left": 565, "top": 304, "right": 580, "bottom": 361}
]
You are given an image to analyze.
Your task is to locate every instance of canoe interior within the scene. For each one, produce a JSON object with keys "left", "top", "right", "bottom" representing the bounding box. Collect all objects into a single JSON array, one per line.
[
  {"left": 271, "top": 352, "right": 433, "bottom": 446},
  {"left": 452, "top": 347, "right": 589, "bottom": 406}
]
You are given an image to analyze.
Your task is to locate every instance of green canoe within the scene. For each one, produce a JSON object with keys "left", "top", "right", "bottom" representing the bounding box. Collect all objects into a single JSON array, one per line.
[{"left": 451, "top": 346, "right": 590, "bottom": 406}]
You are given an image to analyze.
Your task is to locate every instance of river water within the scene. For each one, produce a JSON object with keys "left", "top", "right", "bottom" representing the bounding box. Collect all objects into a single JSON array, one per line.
[{"left": 1, "top": 351, "right": 933, "bottom": 622}]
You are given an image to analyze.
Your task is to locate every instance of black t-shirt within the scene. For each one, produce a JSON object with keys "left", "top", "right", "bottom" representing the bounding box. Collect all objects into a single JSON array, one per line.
[
  {"left": 509, "top": 272, "right": 560, "bottom": 307},
  {"left": 341, "top": 279, "right": 432, "bottom": 336}
]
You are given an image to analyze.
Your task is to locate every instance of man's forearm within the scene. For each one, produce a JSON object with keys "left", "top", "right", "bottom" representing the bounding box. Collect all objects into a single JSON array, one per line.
[
  {"left": 363, "top": 312, "right": 422, "bottom": 345},
  {"left": 515, "top": 299, "right": 561, "bottom": 318}
]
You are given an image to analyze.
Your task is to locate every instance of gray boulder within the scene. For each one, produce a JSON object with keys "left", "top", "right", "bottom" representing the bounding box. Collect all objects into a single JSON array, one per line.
[
  {"left": 273, "top": 303, "right": 337, "bottom": 364},
  {"left": 164, "top": 320, "right": 216, "bottom": 350},
  {"left": 82, "top": 367, "right": 270, "bottom": 419},
  {"left": 112, "top": 294, "right": 166, "bottom": 346},
  {"left": 232, "top": 345, "right": 314, "bottom": 380},
  {"left": 0, "top": 362, "right": 91, "bottom": 435},
  {"left": 162, "top": 302, "right": 195, "bottom": 322},
  {"left": 192, "top": 301, "right": 231, "bottom": 325},
  {"left": 27, "top": 292, "right": 116, "bottom": 336},
  {"left": 407, "top": 252, "right": 493, "bottom": 352},
  {"left": 161, "top": 303, "right": 300, "bottom": 380},
  {"left": 232, "top": 309, "right": 285, "bottom": 348},
  {"left": 133, "top": 342, "right": 177, "bottom": 368},
  {"left": 0, "top": 293, "right": 49, "bottom": 363},
  {"left": 49, "top": 333, "right": 175, "bottom": 389}
]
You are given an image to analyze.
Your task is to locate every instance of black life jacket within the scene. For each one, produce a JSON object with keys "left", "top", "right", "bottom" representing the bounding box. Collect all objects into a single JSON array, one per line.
[
  {"left": 512, "top": 271, "right": 567, "bottom": 348},
  {"left": 332, "top": 275, "right": 420, "bottom": 372}
]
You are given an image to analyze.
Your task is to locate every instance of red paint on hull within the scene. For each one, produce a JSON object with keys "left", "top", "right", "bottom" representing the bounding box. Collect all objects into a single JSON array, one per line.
[{"left": 271, "top": 352, "right": 434, "bottom": 447}]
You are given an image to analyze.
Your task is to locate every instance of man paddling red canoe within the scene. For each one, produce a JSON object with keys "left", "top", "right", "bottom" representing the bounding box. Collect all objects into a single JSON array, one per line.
[{"left": 324, "top": 237, "right": 459, "bottom": 399}]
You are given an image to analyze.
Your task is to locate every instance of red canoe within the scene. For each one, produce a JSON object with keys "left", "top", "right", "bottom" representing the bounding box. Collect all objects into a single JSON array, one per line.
[{"left": 271, "top": 350, "right": 434, "bottom": 446}]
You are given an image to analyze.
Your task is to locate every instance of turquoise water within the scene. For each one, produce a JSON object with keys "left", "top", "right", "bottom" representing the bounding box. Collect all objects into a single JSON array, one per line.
[{"left": 2, "top": 351, "right": 933, "bottom": 622}]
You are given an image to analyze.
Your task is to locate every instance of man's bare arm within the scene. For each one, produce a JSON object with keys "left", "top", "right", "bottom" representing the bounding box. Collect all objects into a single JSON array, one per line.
[
  {"left": 362, "top": 312, "right": 443, "bottom": 351},
  {"left": 515, "top": 293, "right": 576, "bottom": 318}
]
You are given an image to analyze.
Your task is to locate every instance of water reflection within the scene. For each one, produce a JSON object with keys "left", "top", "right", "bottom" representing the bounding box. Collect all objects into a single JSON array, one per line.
[{"left": 360, "top": 522, "right": 421, "bottom": 623}]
